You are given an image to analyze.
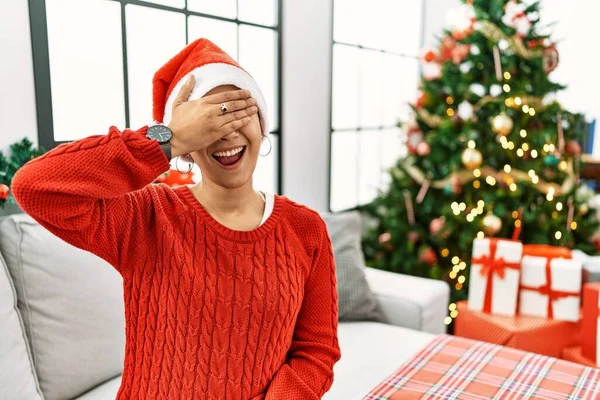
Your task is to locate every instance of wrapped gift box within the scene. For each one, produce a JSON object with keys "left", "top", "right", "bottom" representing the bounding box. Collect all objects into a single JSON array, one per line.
[
  {"left": 561, "top": 346, "right": 598, "bottom": 368},
  {"left": 467, "top": 237, "right": 522, "bottom": 316},
  {"left": 572, "top": 250, "right": 600, "bottom": 283},
  {"left": 519, "top": 245, "right": 582, "bottom": 322},
  {"left": 455, "top": 301, "right": 581, "bottom": 358},
  {"left": 582, "top": 283, "right": 600, "bottom": 365}
]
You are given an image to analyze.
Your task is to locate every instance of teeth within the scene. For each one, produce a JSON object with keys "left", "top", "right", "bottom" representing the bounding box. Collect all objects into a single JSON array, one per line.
[{"left": 213, "top": 147, "right": 243, "bottom": 157}]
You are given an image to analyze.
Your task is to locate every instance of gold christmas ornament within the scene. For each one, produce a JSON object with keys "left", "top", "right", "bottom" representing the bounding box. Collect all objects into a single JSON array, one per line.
[
  {"left": 579, "top": 204, "right": 589, "bottom": 215},
  {"left": 461, "top": 148, "right": 483, "bottom": 170},
  {"left": 492, "top": 113, "right": 514, "bottom": 136},
  {"left": 482, "top": 212, "right": 503, "bottom": 236}
]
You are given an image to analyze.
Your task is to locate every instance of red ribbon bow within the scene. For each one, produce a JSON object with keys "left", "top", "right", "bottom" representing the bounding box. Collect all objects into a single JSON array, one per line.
[
  {"left": 472, "top": 239, "right": 520, "bottom": 313},
  {"left": 519, "top": 258, "right": 579, "bottom": 319}
]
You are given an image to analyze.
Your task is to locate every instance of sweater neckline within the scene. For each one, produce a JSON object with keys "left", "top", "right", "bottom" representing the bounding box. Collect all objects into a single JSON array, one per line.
[{"left": 178, "top": 185, "right": 283, "bottom": 242}]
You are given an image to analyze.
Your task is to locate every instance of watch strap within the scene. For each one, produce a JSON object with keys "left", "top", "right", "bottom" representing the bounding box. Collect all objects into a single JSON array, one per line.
[{"left": 160, "top": 142, "right": 172, "bottom": 161}]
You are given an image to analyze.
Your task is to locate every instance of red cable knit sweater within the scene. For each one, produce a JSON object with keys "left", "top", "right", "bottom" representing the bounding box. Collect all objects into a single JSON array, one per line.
[{"left": 11, "top": 126, "right": 341, "bottom": 400}]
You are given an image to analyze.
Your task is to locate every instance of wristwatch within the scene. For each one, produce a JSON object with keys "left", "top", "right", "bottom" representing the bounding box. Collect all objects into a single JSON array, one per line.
[{"left": 147, "top": 124, "right": 173, "bottom": 160}]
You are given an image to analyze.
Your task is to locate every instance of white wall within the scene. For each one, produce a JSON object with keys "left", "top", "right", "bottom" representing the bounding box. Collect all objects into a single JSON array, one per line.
[
  {"left": 281, "top": 0, "right": 333, "bottom": 211},
  {"left": 540, "top": 0, "right": 600, "bottom": 151},
  {"left": 0, "top": 1, "right": 38, "bottom": 155},
  {"left": 422, "top": 0, "right": 460, "bottom": 48}
]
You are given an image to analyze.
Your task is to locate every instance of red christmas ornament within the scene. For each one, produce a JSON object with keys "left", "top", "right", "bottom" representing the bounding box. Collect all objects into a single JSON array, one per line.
[
  {"left": 528, "top": 39, "right": 544, "bottom": 49},
  {"left": 439, "top": 37, "right": 456, "bottom": 63},
  {"left": 565, "top": 140, "right": 582, "bottom": 157},
  {"left": 415, "top": 91, "right": 429, "bottom": 109},
  {"left": 416, "top": 142, "right": 431, "bottom": 156},
  {"left": 595, "top": 240, "right": 600, "bottom": 252},
  {"left": 423, "top": 50, "right": 437, "bottom": 63},
  {"left": 429, "top": 217, "right": 446, "bottom": 236},
  {"left": 407, "top": 128, "right": 424, "bottom": 155},
  {"left": 378, "top": 232, "right": 392, "bottom": 244},
  {"left": 419, "top": 247, "right": 437, "bottom": 265},
  {"left": 452, "top": 44, "right": 471, "bottom": 65},
  {"left": 543, "top": 45, "right": 560, "bottom": 74},
  {"left": 408, "top": 231, "right": 419, "bottom": 243},
  {"left": 0, "top": 184, "right": 8, "bottom": 201}
]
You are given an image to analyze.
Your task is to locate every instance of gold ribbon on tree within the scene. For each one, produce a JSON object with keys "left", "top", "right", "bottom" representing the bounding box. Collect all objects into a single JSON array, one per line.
[
  {"left": 415, "top": 109, "right": 443, "bottom": 128},
  {"left": 475, "top": 21, "right": 544, "bottom": 59},
  {"left": 400, "top": 159, "right": 576, "bottom": 197},
  {"left": 474, "top": 95, "right": 547, "bottom": 111}
]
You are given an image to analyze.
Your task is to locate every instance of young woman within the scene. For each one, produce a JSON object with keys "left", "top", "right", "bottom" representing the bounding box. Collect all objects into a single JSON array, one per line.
[{"left": 12, "top": 39, "right": 340, "bottom": 400}]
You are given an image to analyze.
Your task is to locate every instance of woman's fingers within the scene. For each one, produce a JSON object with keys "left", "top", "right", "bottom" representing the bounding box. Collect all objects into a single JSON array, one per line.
[
  {"left": 172, "top": 75, "right": 195, "bottom": 109},
  {"left": 216, "top": 98, "right": 257, "bottom": 115},
  {"left": 219, "top": 116, "right": 253, "bottom": 135},
  {"left": 203, "top": 89, "right": 252, "bottom": 104},
  {"left": 219, "top": 106, "right": 258, "bottom": 127}
]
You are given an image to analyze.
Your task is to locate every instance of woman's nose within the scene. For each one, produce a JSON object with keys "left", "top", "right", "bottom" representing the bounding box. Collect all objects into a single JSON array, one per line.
[{"left": 221, "top": 131, "right": 240, "bottom": 140}]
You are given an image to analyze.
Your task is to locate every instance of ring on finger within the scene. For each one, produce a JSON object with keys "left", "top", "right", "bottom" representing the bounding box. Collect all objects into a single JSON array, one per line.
[{"left": 220, "top": 103, "right": 228, "bottom": 114}]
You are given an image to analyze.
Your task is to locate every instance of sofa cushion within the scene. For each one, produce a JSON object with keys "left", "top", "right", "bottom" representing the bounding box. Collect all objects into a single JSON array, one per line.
[
  {"left": 0, "top": 214, "right": 125, "bottom": 400},
  {"left": 73, "top": 375, "right": 122, "bottom": 400},
  {"left": 0, "top": 248, "right": 43, "bottom": 400},
  {"left": 321, "top": 211, "right": 386, "bottom": 322}
]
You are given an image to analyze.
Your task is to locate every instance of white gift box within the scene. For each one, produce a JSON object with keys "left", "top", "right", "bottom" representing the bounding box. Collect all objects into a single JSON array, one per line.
[
  {"left": 519, "top": 255, "right": 582, "bottom": 322},
  {"left": 468, "top": 238, "right": 522, "bottom": 316},
  {"left": 572, "top": 249, "right": 600, "bottom": 283}
]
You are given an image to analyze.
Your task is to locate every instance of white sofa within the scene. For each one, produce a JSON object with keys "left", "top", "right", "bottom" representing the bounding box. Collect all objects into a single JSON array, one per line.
[{"left": 0, "top": 213, "right": 449, "bottom": 400}]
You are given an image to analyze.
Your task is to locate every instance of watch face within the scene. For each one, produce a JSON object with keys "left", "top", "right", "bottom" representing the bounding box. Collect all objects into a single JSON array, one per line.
[{"left": 148, "top": 125, "right": 173, "bottom": 143}]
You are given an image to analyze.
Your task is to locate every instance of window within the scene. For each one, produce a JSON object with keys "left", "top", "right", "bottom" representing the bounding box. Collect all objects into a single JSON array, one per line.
[
  {"left": 329, "top": 0, "right": 424, "bottom": 212},
  {"left": 29, "top": 0, "right": 282, "bottom": 194}
]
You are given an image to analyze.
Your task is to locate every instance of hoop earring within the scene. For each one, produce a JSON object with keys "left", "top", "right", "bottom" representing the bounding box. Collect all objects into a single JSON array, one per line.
[
  {"left": 260, "top": 135, "right": 272, "bottom": 157},
  {"left": 175, "top": 156, "right": 194, "bottom": 174}
]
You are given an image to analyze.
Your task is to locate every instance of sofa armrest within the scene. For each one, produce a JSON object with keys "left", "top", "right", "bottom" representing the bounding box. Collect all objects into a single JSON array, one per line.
[{"left": 364, "top": 267, "right": 450, "bottom": 334}]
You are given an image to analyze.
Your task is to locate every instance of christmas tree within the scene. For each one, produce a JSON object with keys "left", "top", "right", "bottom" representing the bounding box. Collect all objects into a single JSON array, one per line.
[
  {"left": 361, "top": 0, "right": 599, "bottom": 319},
  {"left": 0, "top": 138, "right": 46, "bottom": 208}
]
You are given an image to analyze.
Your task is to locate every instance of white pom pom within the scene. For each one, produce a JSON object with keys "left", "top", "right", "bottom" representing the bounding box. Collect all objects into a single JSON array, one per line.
[
  {"left": 458, "top": 101, "right": 474, "bottom": 121},
  {"left": 469, "top": 83, "right": 486, "bottom": 97},
  {"left": 490, "top": 84, "right": 503, "bottom": 97},
  {"left": 459, "top": 61, "right": 474, "bottom": 73}
]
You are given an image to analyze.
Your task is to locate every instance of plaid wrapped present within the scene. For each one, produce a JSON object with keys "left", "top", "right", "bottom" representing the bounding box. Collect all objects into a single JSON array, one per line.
[{"left": 365, "top": 334, "right": 600, "bottom": 400}]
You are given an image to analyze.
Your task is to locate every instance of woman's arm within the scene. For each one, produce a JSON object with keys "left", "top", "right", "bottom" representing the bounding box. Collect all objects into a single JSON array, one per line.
[
  {"left": 12, "top": 78, "right": 259, "bottom": 276},
  {"left": 265, "top": 219, "right": 342, "bottom": 399},
  {"left": 11, "top": 126, "right": 170, "bottom": 275}
]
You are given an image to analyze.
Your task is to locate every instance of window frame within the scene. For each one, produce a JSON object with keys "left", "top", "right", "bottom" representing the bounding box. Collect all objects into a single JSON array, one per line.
[
  {"left": 327, "top": 0, "right": 426, "bottom": 212},
  {"left": 28, "top": 0, "right": 283, "bottom": 193}
]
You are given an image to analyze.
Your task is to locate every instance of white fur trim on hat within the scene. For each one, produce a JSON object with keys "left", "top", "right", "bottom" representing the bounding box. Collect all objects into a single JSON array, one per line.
[{"left": 162, "top": 63, "right": 269, "bottom": 135}]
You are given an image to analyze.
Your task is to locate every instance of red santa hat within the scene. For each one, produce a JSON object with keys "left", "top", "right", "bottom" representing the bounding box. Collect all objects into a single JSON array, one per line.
[{"left": 152, "top": 38, "right": 269, "bottom": 135}]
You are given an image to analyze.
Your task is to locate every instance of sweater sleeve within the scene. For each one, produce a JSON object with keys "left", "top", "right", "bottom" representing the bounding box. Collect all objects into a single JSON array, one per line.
[
  {"left": 265, "top": 219, "right": 342, "bottom": 399},
  {"left": 11, "top": 126, "right": 171, "bottom": 275}
]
